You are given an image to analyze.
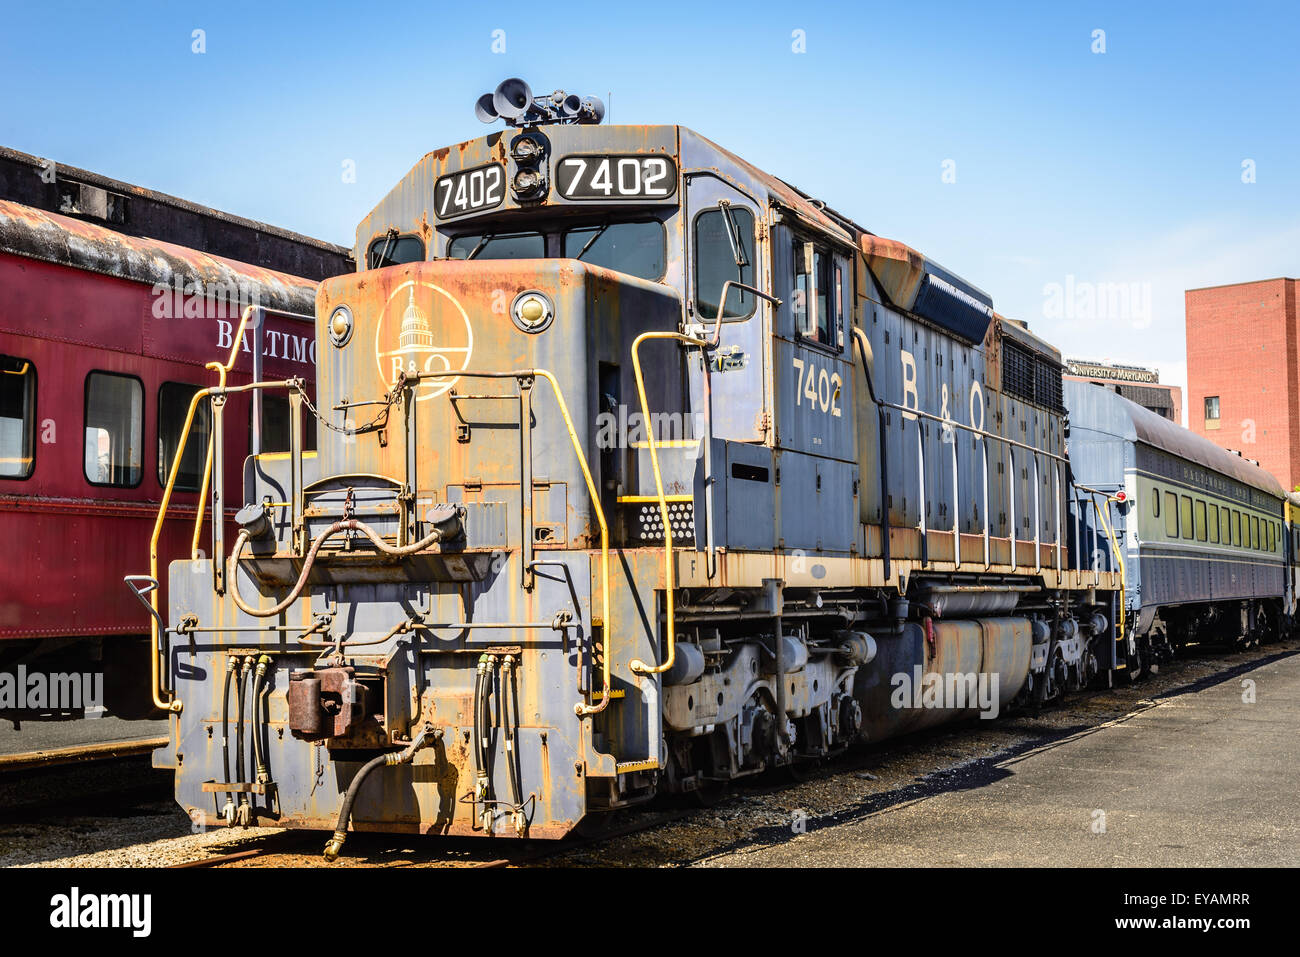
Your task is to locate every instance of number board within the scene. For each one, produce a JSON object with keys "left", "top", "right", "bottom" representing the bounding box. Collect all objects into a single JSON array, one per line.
[
  {"left": 434, "top": 163, "right": 505, "bottom": 220},
  {"left": 556, "top": 154, "right": 677, "bottom": 201}
]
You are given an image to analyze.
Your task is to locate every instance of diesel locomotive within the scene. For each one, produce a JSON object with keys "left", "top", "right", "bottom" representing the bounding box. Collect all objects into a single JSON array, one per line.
[{"left": 143, "top": 78, "right": 1278, "bottom": 855}]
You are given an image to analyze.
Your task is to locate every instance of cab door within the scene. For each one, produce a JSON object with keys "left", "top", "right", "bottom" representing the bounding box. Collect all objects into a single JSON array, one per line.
[{"left": 683, "top": 172, "right": 768, "bottom": 442}]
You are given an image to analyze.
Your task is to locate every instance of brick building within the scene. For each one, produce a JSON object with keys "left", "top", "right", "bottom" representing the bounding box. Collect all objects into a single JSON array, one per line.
[
  {"left": 1063, "top": 359, "right": 1182, "bottom": 423},
  {"left": 1185, "top": 277, "right": 1300, "bottom": 490}
]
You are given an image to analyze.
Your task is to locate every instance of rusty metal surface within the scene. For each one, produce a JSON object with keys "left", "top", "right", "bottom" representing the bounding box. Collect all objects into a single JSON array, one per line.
[{"left": 0, "top": 199, "right": 319, "bottom": 314}]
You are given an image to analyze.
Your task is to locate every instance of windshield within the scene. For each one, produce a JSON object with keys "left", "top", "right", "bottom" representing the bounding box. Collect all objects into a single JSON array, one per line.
[
  {"left": 563, "top": 221, "right": 665, "bottom": 281},
  {"left": 444, "top": 220, "right": 667, "bottom": 282},
  {"left": 447, "top": 231, "right": 545, "bottom": 260}
]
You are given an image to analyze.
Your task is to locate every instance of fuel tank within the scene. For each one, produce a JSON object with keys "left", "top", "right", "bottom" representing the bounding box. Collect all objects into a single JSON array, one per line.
[{"left": 853, "top": 617, "right": 1031, "bottom": 741}]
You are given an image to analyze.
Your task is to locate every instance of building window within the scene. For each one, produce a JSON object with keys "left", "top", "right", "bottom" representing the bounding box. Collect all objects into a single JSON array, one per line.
[
  {"left": 1164, "top": 491, "right": 1178, "bottom": 537},
  {"left": 84, "top": 372, "right": 143, "bottom": 487},
  {"left": 1204, "top": 395, "right": 1220, "bottom": 430},
  {"left": 157, "top": 383, "right": 210, "bottom": 491},
  {"left": 0, "top": 354, "right": 36, "bottom": 479},
  {"left": 694, "top": 205, "right": 756, "bottom": 321}
]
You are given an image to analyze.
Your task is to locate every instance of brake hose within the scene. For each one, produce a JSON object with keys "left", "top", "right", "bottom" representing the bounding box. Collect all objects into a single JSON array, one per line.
[{"left": 322, "top": 726, "right": 439, "bottom": 862}]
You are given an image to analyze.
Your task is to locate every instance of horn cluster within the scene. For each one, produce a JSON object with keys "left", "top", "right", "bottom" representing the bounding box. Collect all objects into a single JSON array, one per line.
[{"left": 475, "top": 78, "right": 605, "bottom": 127}]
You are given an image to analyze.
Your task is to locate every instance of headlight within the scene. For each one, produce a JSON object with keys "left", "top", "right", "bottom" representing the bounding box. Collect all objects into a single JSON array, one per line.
[
  {"left": 328, "top": 305, "right": 353, "bottom": 347},
  {"left": 512, "top": 168, "right": 546, "bottom": 198},
  {"left": 511, "top": 290, "right": 554, "bottom": 333}
]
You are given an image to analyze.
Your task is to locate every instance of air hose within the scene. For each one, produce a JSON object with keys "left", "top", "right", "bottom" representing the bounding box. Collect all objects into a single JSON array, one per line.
[
  {"left": 235, "top": 655, "right": 253, "bottom": 825},
  {"left": 323, "top": 726, "right": 440, "bottom": 862},
  {"left": 251, "top": 655, "right": 272, "bottom": 785},
  {"left": 220, "top": 656, "right": 237, "bottom": 822},
  {"left": 230, "top": 515, "right": 459, "bottom": 619}
]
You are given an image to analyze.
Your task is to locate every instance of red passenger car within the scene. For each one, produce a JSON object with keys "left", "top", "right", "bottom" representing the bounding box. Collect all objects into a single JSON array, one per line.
[{"left": 0, "top": 199, "right": 323, "bottom": 718}]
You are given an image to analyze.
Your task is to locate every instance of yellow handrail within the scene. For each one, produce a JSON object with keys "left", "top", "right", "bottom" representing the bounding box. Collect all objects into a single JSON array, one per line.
[
  {"left": 190, "top": 360, "right": 226, "bottom": 558},
  {"left": 627, "top": 330, "right": 709, "bottom": 676},
  {"left": 530, "top": 371, "right": 613, "bottom": 717},
  {"left": 1090, "top": 496, "right": 1127, "bottom": 649},
  {"left": 147, "top": 305, "right": 256, "bottom": 714}
]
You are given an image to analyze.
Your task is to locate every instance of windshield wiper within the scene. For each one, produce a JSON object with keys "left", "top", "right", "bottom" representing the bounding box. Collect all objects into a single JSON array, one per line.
[
  {"left": 465, "top": 233, "right": 494, "bottom": 261},
  {"left": 575, "top": 223, "right": 610, "bottom": 262},
  {"left": 719, "top": 200, "right": 748, "bottom": 269}
]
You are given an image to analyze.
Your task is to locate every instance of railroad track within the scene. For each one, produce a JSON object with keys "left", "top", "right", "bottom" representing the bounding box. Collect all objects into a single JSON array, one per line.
[
  {"left": 0, "top": 736, "right": 168, "bottom": 774},
  {"left": 168, "top": 810, "right": 694, "bottom": 869},
  {"left": 145, "top": 644, "right": 1298, "bottom": 869}
]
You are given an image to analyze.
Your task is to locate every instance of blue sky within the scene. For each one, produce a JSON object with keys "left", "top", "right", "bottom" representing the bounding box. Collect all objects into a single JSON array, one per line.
[{"left": 2, "top": 1, "right": 1296, "bottom": 411}]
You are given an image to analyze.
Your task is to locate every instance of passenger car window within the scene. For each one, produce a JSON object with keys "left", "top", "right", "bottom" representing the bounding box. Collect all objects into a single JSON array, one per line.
[
  {"left": 157, "top": 382, "right": 210, "bottom": 491},
  {"left": 563, "top": 221, "right": 666, "bottom": 281},
  {"left": 1232, "top": 510, "right": 1241, "bottom": 546},
  {"left": 1164, "top": 491, "right": 1178, "bottom": 537},
  {"left": 1208, "top": 504, "right": 1219, "bottom": 544},
  {"left": 84, "top": 372, "right": 142, "bottom": 487},
  {"left": 1251, "top": 516, "right": 1260, "bottom": 550},
  {"left": 1179, "top": 496, "right": 1193, "bottom": 540},
  {"left": 447, "top": 231, "right": 544, "bottom": 261},
  {"left": 695, "top": 205, "right": 755, "bottom": 321},
  {"left": 252, "top": 395, "right": 318, "bottom": 454},
  {"left": 1194, "top": 500, "right": 1207, "bottom": 542},
  {"left": 1219, "top": 507, "right": 1231, "bottom": 544},
  {"left": 1152, "top": 489, "right": 1160, "bottom": 518},
  {"left": 0, "top": 354, "right": 35, "bottom": 479}
]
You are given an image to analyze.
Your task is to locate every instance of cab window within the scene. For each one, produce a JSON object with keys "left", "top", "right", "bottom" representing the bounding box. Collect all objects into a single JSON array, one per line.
[
  {"left": 157, "top": 382, "right": 210, "bottom": 491},
  {"left": 792, "top": 237, "right": 844, "bottom": 348},
  {"left": 0, "top": 354, "right": 35, "bottom": 479},
  {"left": 447, "top": 231, "right": 544, "bottom": 261},
  {"left": 694, "top": 205, "right": 755, "bottom": 320},
  {"left": 367, "top": 233, "right": 425, "bottom": 269},
  {"left": 563, "top": 221, "right": 666, "bottom": 281},
  {"left": 84, "top": 372, "right": 143, "bottom": 487}
]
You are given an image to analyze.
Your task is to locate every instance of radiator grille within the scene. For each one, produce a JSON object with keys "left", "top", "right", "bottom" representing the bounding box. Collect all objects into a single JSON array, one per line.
[{"left": 1003, "top": 340, "right": 1064, "bottom": 412}]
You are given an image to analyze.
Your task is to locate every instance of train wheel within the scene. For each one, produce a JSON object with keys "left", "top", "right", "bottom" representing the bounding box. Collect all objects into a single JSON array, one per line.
[{"left": 690, "top": 779, "right": 732, "bottom": 808}]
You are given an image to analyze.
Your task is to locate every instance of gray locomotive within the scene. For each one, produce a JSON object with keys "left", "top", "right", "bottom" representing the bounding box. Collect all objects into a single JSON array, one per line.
[{"left": 141, "top": 79, "right": 1280, "bottom": 855}]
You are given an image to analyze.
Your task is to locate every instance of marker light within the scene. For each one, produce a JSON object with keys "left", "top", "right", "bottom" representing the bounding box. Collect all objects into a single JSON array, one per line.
[
  {"left": 328, "top": 306, "right": 354, "bottom": 347},
  {"left": 511, "top": 291, "right": 554, "bottom": 333}
]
